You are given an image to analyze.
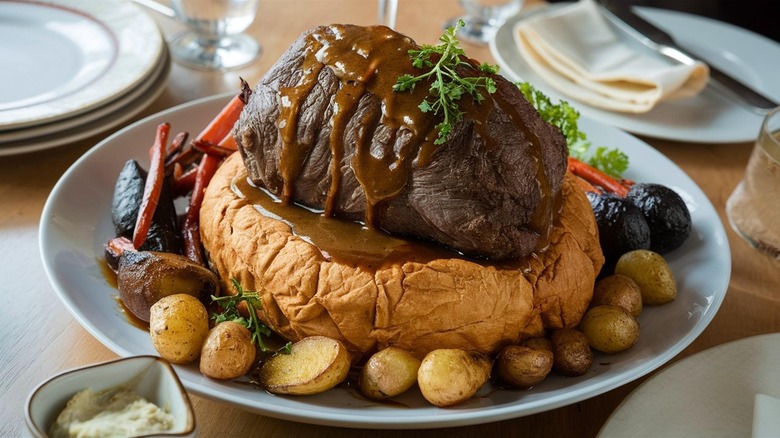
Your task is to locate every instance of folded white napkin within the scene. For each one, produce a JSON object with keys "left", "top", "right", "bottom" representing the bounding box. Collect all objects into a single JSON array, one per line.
[
  {"left": 514, "top": 0, "right": 709, "bottom": 113},
  {"left": 753, "top": 393, "right": 780, "bottom": 438}
]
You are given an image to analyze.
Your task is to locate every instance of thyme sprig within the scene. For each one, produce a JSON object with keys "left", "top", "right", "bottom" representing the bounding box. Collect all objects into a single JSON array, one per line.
[
  {"left": 393, "top": 19, "right": 499, "bottom": 145},
  {"left": 211, "top": 278, "right": 273, "bottom": 352}
]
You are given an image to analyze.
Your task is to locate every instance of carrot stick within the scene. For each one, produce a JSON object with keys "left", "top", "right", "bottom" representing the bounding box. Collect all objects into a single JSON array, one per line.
[
  {"left": 190, "top": 139, "right": 235, "bottom": 157},
  {"left": 172, "top": 165, "right": 198, "bottom": 197},
  {"left": 133, "top": 123, "right": 170, "bottom": 249},
  {"left": 218, "top": 133, "right": 238, "bottom": 151},
  {"left": 196, "top": 94, "right": 245, "bottom": 144},
  {"left": 180, "top": 81, "right": 251, "bottom": 263},
  {"left": 182, "top": 153, "right": 221, "bottom": 265},
  {"left": 568, "top": 157, "right": 629, "bottom": 197}
]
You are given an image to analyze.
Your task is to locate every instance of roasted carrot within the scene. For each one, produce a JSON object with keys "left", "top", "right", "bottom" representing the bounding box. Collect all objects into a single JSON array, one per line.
[
  {"left": 196, "top": 95, "right": 245, "bottom": 144},
  {"left": 190, "top": 139, "right": 235, "bottom": 157},
  {"left": 133, "top": 123, "right": 170, "bottom": 249},
  {"left": 182, "top": 153, "right": 221, "bottom": 265},
  {"left": 171, "top": 164, "right": 198, "bottom": 197},
  {"left": 179, "top": 81, "right": 251, "bottom": 263},
  {"left": 568, "top": 157, "right": 629, "bottom": 197},
  {"left": 219, "top": 133, "right": 238, "bottom": 150}
]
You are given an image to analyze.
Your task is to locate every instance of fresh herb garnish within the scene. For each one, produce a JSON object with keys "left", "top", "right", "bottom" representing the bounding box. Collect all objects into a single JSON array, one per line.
[
  {"left": 211, "top": 278, "right": 274, "bottom": 352},
  {"left": 517, "top": 82, "right": 629, "bottom": 178},
  {"left": 393, "top": 19, "right": 499, "bottom": 145}
]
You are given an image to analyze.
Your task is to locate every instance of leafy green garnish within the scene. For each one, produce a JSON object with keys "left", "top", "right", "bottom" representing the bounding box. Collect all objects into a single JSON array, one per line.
[
  {"left": 393, "top": 19, "right": 499, "bottom": 145},
  {"left": 211, "top": 279, "right": 274, "bottom": 352},
  {"left": 517, "top": 82, "right": 629, "bottom": 178}
]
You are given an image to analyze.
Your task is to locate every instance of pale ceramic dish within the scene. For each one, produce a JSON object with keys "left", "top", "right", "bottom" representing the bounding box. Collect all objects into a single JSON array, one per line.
[
  {"left": 491, "top": 5, "right": 780, "bottom": 143},
  {"left": 39, "top": 94, "right": 731, "bottom": 428},
  {"left": 599, "top": 333, "right": 780, "bottom": 437},
  {"left": 0, "top": 46, "right": 171, "bottom": 157},
  {"left": 0, "top": 0, "right": 164, "bottom": 130},
  {"left": 25, "top": 355, "right": 196, "bottom": 437}
]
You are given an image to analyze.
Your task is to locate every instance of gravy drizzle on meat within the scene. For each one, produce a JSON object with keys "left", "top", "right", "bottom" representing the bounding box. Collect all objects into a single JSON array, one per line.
[{"left": 235, "top": 24, "right": 568, "bottom": 260}]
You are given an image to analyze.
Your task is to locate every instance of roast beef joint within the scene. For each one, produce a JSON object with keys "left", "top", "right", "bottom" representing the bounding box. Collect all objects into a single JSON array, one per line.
[{"left": 233, "top": 24, "right": 568, "bottom": 260}]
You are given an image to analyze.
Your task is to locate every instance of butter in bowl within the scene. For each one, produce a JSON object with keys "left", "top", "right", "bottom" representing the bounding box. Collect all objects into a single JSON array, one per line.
[{"left": 25, "top": 356, "right": 195, "bottom": 437}]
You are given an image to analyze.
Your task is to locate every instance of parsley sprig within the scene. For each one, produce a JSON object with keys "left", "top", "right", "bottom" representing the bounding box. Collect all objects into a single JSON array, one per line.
[
  {"left": 211, "top": 279, "right": 272, "bottom": 351},
  {"left": 393, "top": 19, "right": 499, "bottom": 145},
  {"left": 517, "top": 82, "right": 629, "bottom": 178}
]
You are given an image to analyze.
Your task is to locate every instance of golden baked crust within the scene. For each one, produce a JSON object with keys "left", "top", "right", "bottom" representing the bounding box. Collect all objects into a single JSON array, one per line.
[{"left": 200, "top": 153, "right": 604, "bottom": 359}]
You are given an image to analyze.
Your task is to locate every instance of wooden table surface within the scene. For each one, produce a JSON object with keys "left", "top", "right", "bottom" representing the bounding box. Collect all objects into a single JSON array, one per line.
[{"left": 2, "top": 0, "right": 779, "bottom": 436}]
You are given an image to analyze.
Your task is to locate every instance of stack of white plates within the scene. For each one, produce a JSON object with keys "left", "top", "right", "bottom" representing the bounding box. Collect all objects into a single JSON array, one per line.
[{"left": 0, "top": 0, "right": 170, "bottom": 156}]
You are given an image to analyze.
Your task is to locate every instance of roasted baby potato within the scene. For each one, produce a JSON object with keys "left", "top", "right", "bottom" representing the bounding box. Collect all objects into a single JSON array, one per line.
[
  {"left": 258, "top": 336, "right": 350, "bottom": 395},
  {"left": 521, "top": 337, "right": 553, "bottom": 352},
  {"left": 199, "top": 321, "right": 256, "bottom": 380},
  {"left": 118, "top": 250, "right": 218, "bottom": 322},
  {"left": 579, "top": 305, "right": 640, "bottom": 354},
  {"left": 494, "top": 345, "right": 553, "bottom": 389},
  {"left": 359, "top": 347, "right": 421, "bottom": 400},
  {"left": 417, "top": 349, "right": 492, "bottom": 407},
  {"left": 550, "top": 329, "right": 593, "bottom": 377},
  {"left": 149, "top": 294, "right": 209, "bottom": 364},
  {"left": 592, "top": 274, "right": 643, "bottom": 317},
  {"left": 614, "top": 249, "right": 677, "bottom": 305}
]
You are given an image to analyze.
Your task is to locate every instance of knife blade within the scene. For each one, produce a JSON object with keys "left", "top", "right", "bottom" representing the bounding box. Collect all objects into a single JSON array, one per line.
[{"left": 597, "top": 0, "right": 778, "bottom": 113}]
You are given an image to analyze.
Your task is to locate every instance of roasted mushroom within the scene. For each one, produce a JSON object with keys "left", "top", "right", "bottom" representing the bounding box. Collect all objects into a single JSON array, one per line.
[{"left": 117, "top": 250, "right": 218, "bottom": 322}]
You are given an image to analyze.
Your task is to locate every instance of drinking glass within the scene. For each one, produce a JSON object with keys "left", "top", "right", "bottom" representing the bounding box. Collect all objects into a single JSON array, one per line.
[
  {"left": 377, "top": 0, "right": 398, "bottom": 29},
  {"left": 169, "top": 0, "right": 261, "bottom": 71},
  {"left": 445, "top": 0, "right": 524, "bottom": 44},
  {"left": 725, "top": 107, "right": 780, "bottom": 259}
]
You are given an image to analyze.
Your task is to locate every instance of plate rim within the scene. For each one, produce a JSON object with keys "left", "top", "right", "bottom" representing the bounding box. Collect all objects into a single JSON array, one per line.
[
  {"left": 39, "top": 94, "right": 732, "bottom": 429},
  {"left": 0, "top": 0, "right": 164, "bottom": 130},
  {"left": 0, "top": 47, "right": 171, "bottom": 157},
  {"left": 598, "top": 332, "right": 780, "bottom": 436}
]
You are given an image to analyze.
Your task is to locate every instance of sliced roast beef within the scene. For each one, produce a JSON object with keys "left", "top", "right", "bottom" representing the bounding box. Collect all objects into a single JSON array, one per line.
[{"left": 233, "top": 24, "right": 568, "bottom": 260}]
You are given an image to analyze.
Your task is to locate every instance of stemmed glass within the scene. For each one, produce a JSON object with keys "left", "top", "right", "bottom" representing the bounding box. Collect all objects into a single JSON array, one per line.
[
  {"left": 377, "top": 0, "right": 398, "bottom": 29},
  {"left": 445, "top": 0, "right": 524, "bottom": 44},
  {"left": 168, "top": 0, "right": 261, "bottom": 71}
]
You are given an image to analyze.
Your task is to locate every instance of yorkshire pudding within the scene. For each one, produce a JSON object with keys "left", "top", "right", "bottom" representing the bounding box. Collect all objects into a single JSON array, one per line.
[{"left": 200, "top": 153, "right": 603, "bottom": 358}]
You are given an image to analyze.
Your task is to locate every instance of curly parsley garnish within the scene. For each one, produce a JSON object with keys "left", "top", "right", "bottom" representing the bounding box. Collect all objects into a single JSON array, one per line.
[
  {"left": 517, "top": 82, "right": 629, "bottom": 178},
  {"left": 393, "top": 19, "right": 499, "bottom": 145},
  {"left": 211, "top": 279, "right": 291, "bottom": 353}
]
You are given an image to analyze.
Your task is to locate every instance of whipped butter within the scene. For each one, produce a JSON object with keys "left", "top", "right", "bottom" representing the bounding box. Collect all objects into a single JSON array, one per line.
[{"left": 49, "top": 385, "right": 174, "bottom": 438}]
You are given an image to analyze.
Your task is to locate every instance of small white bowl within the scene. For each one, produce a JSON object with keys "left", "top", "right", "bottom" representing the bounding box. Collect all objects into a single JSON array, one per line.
[{"left": 25, "top": 355, "right": 196, "bottom": 437}]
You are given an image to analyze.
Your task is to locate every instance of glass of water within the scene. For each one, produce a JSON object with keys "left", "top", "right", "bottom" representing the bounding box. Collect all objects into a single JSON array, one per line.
[
  {"left": 445, "top": 0, "right": 524, "bottom": 44},
  {"left": 726, "top": 107, "right": 780, "bottom": 259},
  {"left": 169, "top": 0, "right": 261, "bottom": 71}
]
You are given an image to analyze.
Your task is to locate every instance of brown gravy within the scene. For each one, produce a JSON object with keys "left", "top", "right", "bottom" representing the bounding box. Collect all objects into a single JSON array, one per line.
[
  {"left": 232, "top": 172, "right": 533, "bottom": 272},
  {"left": 273, "top": 24, "right": 555, "bottom": 250}
]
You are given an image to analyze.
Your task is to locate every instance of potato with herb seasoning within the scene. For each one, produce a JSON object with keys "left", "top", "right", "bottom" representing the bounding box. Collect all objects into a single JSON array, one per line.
[
  {"left": 615, "top": 249, "right": 677, "bottom": 305},
  {"left": 417, "top": 349, "right": 492, "bottom": 407},
  {"left": 550, "top": 328, "right": 592, "bottom": 377},
  {"left": 149, "top": 294, "right": 209, "bottom": 364},
  {"left": 359, "top": 347, "right": 421, "bottom": 400},
  {"left": 258, "top": 336, "right": 350, "bottom": 395},
  {"left": 579, "top": 305, "right": 639, "bottom": 354},
  {"left": 592, "top": 274, "right": 643, "bottom": 317},
  {"left": 521, "top": 337, "right": 553, "bottom": 352},
  {"left": 494, "top": 345, "right": 553, "bottom": 389},
  {"left": 199, "top": 321, "right": 256, "bottom": 380}
]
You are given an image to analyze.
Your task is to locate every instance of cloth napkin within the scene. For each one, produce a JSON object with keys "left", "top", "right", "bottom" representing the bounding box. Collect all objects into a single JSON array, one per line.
[
  {"left": 514, "top": 0, "right": 709, "bottom": 113},
  {"left": 753, "top": 393, "right": 780, "bottom": 438}
]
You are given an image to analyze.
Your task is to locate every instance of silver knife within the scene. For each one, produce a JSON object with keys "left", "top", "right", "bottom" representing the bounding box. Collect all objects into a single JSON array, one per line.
[{"left": 597, "top": 0, "right": 778, "bottom": 113}]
